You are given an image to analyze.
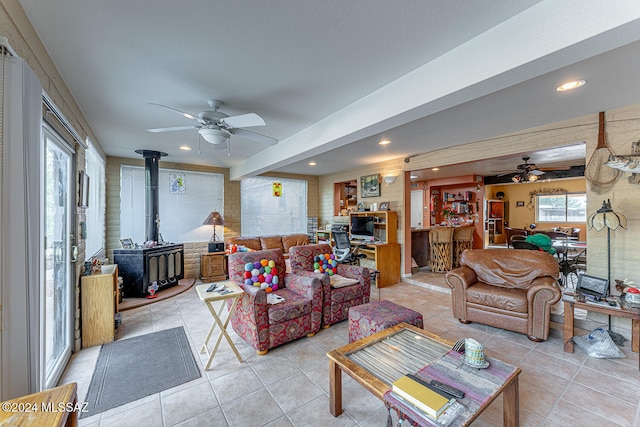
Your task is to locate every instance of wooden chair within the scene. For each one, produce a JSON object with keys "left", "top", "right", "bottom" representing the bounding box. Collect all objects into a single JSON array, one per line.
[
  {"left": 505, "top": 226, "right": 528, "bottom": 248},
  {"left": 453, "top": 226, "right": 474, "bottom": 268},
  {"left": 429, "top": 227, "right": 454, "bottom": 273}
]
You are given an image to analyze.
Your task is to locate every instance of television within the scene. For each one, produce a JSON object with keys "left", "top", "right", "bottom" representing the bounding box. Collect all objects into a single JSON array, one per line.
[{"left": 350, "top": 216, "right": 375, "bottom": 241}]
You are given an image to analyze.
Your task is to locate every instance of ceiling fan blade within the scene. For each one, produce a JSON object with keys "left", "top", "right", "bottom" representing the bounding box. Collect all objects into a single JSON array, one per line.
[
  {"left": 231, "top": 128, "right": 278, "bottom": 145},
  {"left": 146, "top": 125, "right": 199, "bottom": 133},
  {"left": 221, "top": 113, "right": 266, "bottom": 128},
  {"left": 538, "top": 166, "right": 571, "bottom": 171},
  {"left": 529, "top": 169, "right": 545, "bottom": 176},
  {"left": 148, "top": 103, "right": 208, "bottom": 125}
]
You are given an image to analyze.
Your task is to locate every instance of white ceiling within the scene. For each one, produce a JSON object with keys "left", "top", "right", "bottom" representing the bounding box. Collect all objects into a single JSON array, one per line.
[{"left": 17, "top": 1, "right": 640, "bottom": 180}]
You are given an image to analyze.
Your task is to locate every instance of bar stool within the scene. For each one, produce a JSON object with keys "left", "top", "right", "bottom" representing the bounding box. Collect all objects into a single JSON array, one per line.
[
  {"left": 453, "top": 226, "right": 474, "bottom": 268},
  {"left": 429, "top": 227, "right": 454, "bottom": 273}
]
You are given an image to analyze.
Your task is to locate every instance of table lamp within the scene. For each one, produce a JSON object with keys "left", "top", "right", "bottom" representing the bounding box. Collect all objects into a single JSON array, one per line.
[
  {"left": 587, "top": 199, "right": 626, "bottom": 327},
  {"left": 203, "top": 211, "right": 225, "bottom": 242}
]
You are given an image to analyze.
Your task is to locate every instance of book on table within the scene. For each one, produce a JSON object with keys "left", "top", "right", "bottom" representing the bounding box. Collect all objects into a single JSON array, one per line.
[{"left": 392, "top": 375, "right": 453, "bottom": 419}]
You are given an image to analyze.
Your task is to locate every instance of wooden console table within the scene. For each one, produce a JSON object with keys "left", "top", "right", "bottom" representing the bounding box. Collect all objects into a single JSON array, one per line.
[
  {"left": 0, "top": 382, "right": 78, "bottom": 426},
  {"left": 563, "top": 296, "right": 639, "bottom": 370}
]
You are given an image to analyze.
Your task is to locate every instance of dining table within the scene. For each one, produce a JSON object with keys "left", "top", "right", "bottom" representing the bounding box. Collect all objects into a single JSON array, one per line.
[
  {"left": 552, "top": 239, "right": 586, "bottom": 262},
  {"left": 553, "top": 240, "right": 587, "bottom": 288}
]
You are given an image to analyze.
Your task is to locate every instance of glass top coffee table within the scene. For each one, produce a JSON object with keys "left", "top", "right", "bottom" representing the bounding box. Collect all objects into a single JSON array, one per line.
[{"left": 327, "top": 323, "right": 522, "bottom": 426}]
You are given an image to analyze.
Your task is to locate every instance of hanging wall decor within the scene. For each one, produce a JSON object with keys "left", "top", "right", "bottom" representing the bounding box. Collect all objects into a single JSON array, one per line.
[
  {"left": 526, "top": 187, "right": 568, "bottom": 210},
  {"left": 360, "top": 174, "right": 381, "bottom": 198},
  {"left": 273, "top": 181, "right": 282, "bottom": 197},
  {"left": 169, "top": 172, "right": 186, "bottom": 194}
]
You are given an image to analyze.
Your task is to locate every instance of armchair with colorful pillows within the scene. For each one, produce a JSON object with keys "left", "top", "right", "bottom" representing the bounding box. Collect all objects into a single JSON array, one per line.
[
  {"left": 289, "top": 243, "right": 370, "bottom": 327},
  {"left": 227, "top": 249, "right": 323, "bottom": 355}
]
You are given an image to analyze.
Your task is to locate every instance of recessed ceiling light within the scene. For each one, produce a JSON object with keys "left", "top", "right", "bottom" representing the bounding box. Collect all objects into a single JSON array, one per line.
[
  {"left": 410, "top": 175, "right": 418, "bottom": 179},
  {"left": 556, "top": 80, "right": 586, "bottom": 92},
  {"left": 179, "top": 145, "right": 192, "bottom": 151},
  {"left": 308, "top": 161, "right": 316, "bottom": 166},
  {"left": 378, "top": 139, "right": 391, "bottom": 145},
  {"left": 432, "top": 167, "right": 440, "bottom": 171}
]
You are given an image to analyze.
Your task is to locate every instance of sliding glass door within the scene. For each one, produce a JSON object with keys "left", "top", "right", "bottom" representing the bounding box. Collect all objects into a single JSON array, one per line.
[{"left": 43, "top": 126, "right": 73, "bottom": 388}]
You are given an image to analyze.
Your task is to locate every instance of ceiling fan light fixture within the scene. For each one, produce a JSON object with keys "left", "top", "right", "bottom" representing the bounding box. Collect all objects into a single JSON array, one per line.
[
  {"left": 199, "top": 127, "right": 229, "bottom": 145},
  {"left": 527, "top": 173, "right": 539, "bottom": 182},
  {"left": 511, "top": 175, "right": 522, "bottom": 183}
]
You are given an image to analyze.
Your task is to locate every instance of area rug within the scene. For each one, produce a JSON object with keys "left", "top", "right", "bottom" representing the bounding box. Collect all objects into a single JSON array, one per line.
[{"left": 82, "top": 326, "right": 201, "bottom": 418}]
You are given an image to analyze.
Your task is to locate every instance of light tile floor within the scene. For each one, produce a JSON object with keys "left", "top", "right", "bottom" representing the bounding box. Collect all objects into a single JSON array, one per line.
[{"left": 61, "top": 277, "right": 640, "bottom": 427}]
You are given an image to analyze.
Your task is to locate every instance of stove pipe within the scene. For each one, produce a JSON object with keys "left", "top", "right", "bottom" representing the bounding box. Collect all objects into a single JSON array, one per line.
[{"left": 135, "top": 149, "right": 167, "bottom": 242}]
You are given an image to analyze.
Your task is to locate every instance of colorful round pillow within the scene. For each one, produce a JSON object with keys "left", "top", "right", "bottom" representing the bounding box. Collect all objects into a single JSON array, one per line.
[
  {"left": 313, "top": 253, "right": 338, "bottom": 276},
  {"left": 243, "top": 259, "right": 279, "bottom": 293}
]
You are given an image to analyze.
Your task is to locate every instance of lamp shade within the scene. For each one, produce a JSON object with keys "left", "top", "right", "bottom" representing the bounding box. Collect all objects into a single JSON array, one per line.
[
  {"left": 199, "top": 127, "right": 229, "bottom": 145},
  {"left": 203, "top": 211, "right": 225, "bottom": 226},
  {"left": 383, "top": 175, "right": 397, "bottom": 184},
  {"left": 587, "top": 199, "right": 626, "bottom": 232}
]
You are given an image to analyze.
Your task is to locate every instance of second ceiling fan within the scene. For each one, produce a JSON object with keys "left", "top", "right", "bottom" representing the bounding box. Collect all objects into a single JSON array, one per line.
[{"left": 511, "top": 157, "right": 545, "bottom": 182}]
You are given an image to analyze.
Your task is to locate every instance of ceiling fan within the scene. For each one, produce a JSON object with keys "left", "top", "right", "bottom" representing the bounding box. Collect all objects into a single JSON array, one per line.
[
  {"left": 504, "top": 157, "right": 547, "bottom": 182},
  {"left": 146, "top": 99, "right": 277, "bottom": 150}
]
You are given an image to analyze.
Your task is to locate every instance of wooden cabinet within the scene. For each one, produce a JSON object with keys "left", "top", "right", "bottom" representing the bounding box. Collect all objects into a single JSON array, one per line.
[
  {"left": 348, "top": 211, "right": 400, "bottom": 287},
  {"left": 349, "top": 210, "right": 397, "bottom": 243},
  {"left": 486, "top": 200, "right": 506, "bottom": 244},
  {"left": 81, "top": 264, "right": 119, "bottom": 348},
  {"left": 200, "top": 252, "right": 227, "bottom": 282},
  {"left": 315, "top": 229, "right": 334, "bottom": 245},
  {"left": 334, "top": 180, "right": 358, "bottom": 215},
  {"left": 357, "top": 243, "right": 401, "bottom": 287}
]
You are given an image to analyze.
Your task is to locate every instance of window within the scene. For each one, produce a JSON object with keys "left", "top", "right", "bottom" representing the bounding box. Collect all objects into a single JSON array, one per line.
[
  {"left": 536, "top": 193, "right": 586, "bottom": 222},
  {"left": 241, "top": 177, "right": 307, "bottom": 235},
  {"left": 120, "top": 166, "right": 224, "bottom": 243},
  {"left": 85, "top": 140, "right": 106, "bottom": 257}
]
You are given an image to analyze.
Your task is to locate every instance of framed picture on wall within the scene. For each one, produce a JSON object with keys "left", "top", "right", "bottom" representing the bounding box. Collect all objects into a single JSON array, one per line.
[
  {"left": 360, "top": 174, "right": 380, "bottom": 198},
  {"left": 379, "top": 201, "right": 390, "bottom": 211}
]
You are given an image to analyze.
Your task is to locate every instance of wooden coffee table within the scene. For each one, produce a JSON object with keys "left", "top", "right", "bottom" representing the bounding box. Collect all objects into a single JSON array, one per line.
[{"left": 327, "top": 323, "right": 522, "bottom": 426}]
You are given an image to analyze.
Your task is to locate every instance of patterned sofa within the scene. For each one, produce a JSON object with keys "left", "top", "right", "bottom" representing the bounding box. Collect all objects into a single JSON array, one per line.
[
  {"left": 289, "top": 243, "right": 370, "bottom": 327},
  {"left": 226, "top": 233, "right": 309, "bottom": 258},
  {"left": 227, "top": 249, "right": 322, "bottom": 354}
]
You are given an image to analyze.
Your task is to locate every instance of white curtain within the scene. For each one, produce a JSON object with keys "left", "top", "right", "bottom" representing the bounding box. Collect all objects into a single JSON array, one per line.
[
  {"left": 241, "top": 176, "right": 307, "bottom": 236},
  {"left": 85, "top": 141, "right": 106, "bottom": 257},
  {"left": 1, "top": 51, "right": 44, "bottom": 399}
]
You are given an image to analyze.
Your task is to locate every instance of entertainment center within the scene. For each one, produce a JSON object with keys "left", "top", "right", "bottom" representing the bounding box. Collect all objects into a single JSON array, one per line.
[{"left": 349, "top": 211, "right": 399, "bottom": 287}]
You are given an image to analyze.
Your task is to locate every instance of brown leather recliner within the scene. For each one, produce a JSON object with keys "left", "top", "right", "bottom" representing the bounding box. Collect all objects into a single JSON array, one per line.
[{"left": 445, "top": 248, "right": 561, "bottom": 341}]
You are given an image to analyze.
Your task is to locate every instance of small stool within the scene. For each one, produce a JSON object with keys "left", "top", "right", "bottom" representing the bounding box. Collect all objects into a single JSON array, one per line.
[
  {"left": 429, "top": 227, "right": 454, "bottom": 273},
  {"left": 453, "top": 226, "right": 474, "bottom": 268},
  {"left": 348, "top": 300, "right": 424, "bottom": 343}
]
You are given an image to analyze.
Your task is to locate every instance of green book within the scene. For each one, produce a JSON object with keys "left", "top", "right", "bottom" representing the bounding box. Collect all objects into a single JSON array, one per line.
[{"left": 392, "top": 375, "right": 452, "bottom": 418}]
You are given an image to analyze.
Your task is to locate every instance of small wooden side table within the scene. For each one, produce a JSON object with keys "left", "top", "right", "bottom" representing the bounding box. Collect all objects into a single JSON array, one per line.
[
  {"left": 200, "top": 252, "right": 227, "bottom": 282},
  {"left": 196, "top": 281, "right": 244, "bottom": 370},
  {"left": 563, "top": 295, "right": 639, "bottom": 370},
  {"left": 0, "top": 382, "right": 78, "bottom": 426}
]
